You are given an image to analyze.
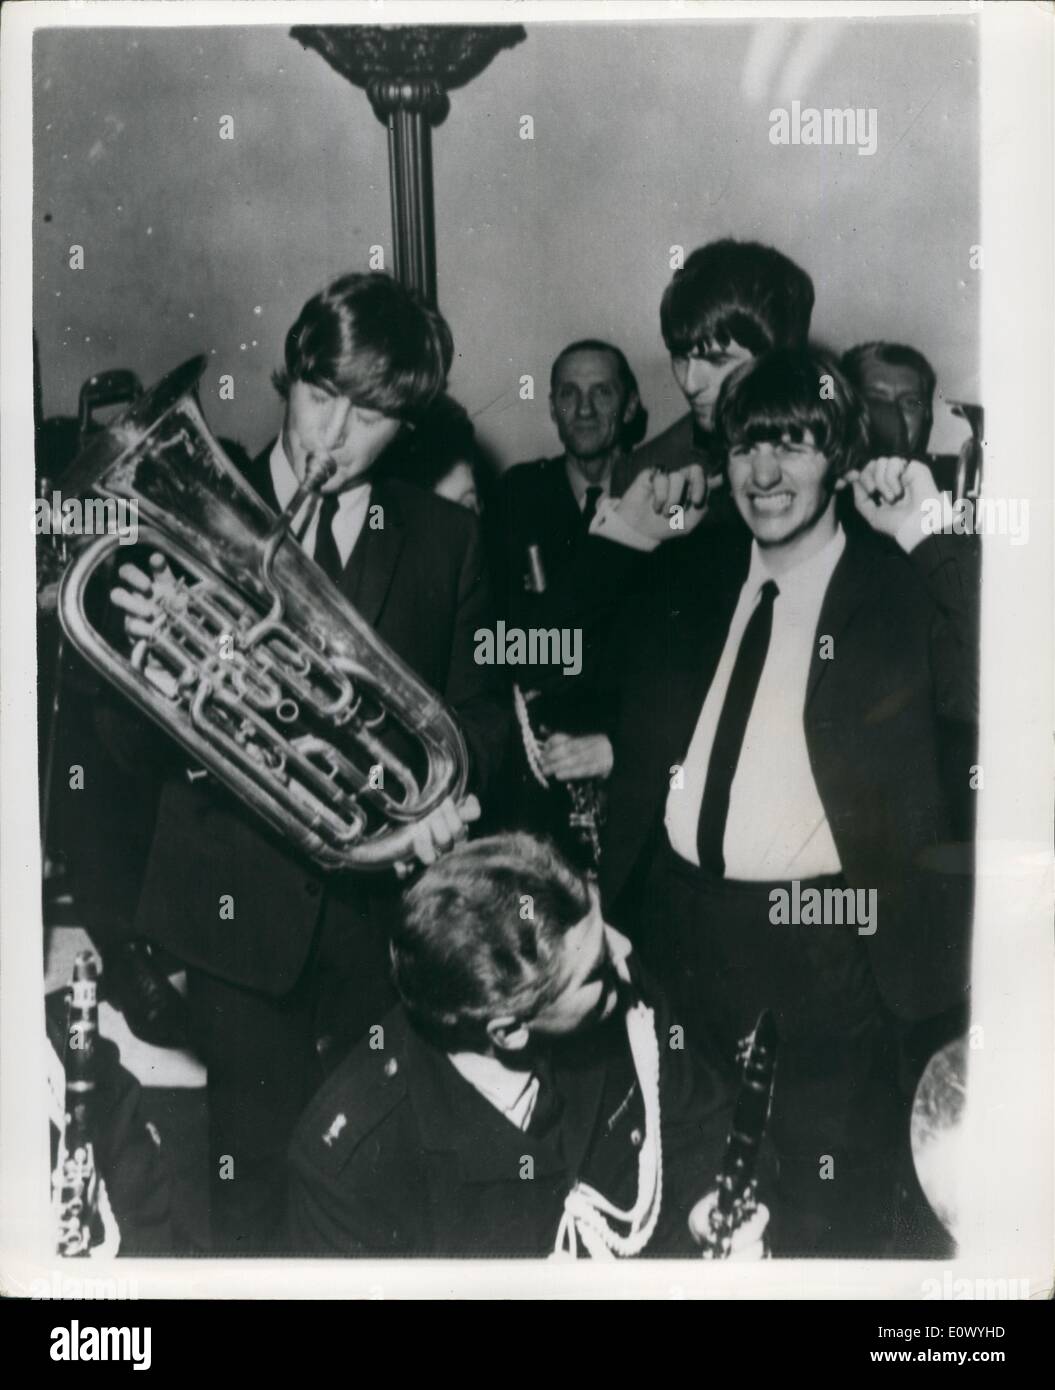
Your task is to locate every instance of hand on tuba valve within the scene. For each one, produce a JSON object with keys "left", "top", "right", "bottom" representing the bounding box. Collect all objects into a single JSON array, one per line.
[{"left": 56, "top": 357, "right": 472, "bottom": 875}]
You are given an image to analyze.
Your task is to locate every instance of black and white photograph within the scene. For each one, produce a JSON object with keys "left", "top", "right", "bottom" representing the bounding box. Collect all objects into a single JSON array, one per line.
[{"left": 1, "top": 0, "right": 1051, "bottom": 1316}]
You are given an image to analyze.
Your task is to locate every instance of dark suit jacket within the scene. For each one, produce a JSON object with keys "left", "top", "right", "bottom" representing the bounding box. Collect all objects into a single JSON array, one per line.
[
  {"left": 134, "top": 445, "right": 510, "bottom": 996},
  {"left": 625, "top": 411, "right": 701, "bottom": 480},
  {"left": 287, "top": 962, "right": 731, "bottom": 1257},
  {"left": 620, "top": 410, "right": 743, "bottom": 533},
  {"left": 551, "top": 523, "right": 979, "bottom": 1023}
]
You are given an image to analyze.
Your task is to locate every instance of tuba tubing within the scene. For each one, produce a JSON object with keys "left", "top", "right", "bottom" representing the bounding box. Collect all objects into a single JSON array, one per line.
[{"left": 56, "top": 357, "right": 469, "bottom": 874}]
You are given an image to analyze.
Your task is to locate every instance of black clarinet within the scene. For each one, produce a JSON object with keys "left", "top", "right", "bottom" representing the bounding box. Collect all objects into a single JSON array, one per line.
[
  {"left": 700, "top": 1009, "right": 778, "bottom": 1258},
  {"left": 54, "top": 951, "right": 106, "bottom": 1256}
]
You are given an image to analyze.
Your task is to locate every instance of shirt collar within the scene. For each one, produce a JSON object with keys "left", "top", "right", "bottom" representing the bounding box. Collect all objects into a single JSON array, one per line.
[
  {"left": 268, "top": 436, "right": 371, "bottom": 515},
  {"left": 746, "top": 523, "right": 846, "bottom": 606},
  {"left": 564, "top": 456, "right": 617, "bottom": 509},
  {"left": 446, "top": 1049, "right": 538, "bottom": 1121}
]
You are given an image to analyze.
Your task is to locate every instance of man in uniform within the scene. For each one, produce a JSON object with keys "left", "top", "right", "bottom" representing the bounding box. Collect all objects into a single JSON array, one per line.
[
  {"left": 486, "top": 340, "right": 646, "bottom": 863},
  {"left": 288, "top": 833, "right": 768, "bottom": 1258}
]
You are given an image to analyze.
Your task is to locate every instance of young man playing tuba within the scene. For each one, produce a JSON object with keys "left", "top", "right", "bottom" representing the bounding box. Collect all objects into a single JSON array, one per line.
[{"left": 109, "top": 273, "right": 510, "bottom": 1252}]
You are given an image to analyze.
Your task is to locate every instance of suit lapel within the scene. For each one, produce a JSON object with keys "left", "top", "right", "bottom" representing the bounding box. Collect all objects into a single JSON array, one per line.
[
  {"left": 806, "top": 533, "right": 882, "bottom": 708},
  {"left": 340, "top": 477, "right": 406, "bottom": 626},
  {"left": 663, "top": 533, "right": 750, "bottom": 761}
]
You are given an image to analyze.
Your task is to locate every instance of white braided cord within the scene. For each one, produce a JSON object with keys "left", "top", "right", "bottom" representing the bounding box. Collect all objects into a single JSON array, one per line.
[{"left": 552, "top": 999, "right": 663, "bottom": 1259}]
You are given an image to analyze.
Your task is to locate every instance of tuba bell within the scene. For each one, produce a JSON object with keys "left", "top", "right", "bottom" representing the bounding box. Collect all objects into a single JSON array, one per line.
[{"left": 56, "top": 356, "right": 468, "bottom": 873}]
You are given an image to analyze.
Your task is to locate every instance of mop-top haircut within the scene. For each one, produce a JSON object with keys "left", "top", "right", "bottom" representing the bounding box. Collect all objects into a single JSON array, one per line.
[
  {"left": 273, "top": 271, "right": 453, "bottom": 422},
  {"left": 715, "top": 347, "right": 870, "bottom": 481},
  {"left": 660, "top": 239, "right": 815, "bottom": 358}
]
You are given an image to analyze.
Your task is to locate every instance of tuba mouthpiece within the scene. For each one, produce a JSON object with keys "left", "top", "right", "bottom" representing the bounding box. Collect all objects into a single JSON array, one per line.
[{"left": 304, "top": 454, "right": 337, "bottom": 493}]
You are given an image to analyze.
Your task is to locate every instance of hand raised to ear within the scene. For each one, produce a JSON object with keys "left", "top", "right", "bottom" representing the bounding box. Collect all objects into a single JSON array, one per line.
[{"left": 841, "top": 457, "right": 941, "bottom": 548}]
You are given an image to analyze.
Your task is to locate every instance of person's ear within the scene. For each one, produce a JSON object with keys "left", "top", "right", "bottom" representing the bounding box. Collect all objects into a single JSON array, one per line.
[
  {"left": 486, "top": 1016, "right": 530, "bottom": 1053},
  {"left": 622, "top": 389, "right": 641, "bottom": 426},
  {"left": 548, "top": 394, "right": 558, "bottom": 426}
]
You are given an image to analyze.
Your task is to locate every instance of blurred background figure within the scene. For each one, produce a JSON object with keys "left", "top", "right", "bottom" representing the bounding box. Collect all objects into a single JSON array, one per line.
[
  {"left": 841, "top": 341, "right": 984, "bottom": 501},
  {"left": 382, "top": 392, "right": 497, "bottom": 517},
  {"left": 841, "top": 341, "right": 936, "bottom": 459}
]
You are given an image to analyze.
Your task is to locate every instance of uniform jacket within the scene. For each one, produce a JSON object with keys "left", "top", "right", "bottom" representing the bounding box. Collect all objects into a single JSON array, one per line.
[
  {"left": 287, "top": 964, "right": 732, "bottom": 1257},
  {"left": 134, "top": 446, "right": 511, "bottom": 996},
  {"left": 487, "top": 455, "right": 585, "bottom": 632},
  {"left": 486, "top": 453, "right": 622, "bottom": 754},
  {"left": 549, "top": 523, "right": 979, "bottom": 1023}
]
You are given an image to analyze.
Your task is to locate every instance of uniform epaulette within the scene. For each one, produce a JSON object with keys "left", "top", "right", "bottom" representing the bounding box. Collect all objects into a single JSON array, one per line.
[{"left": 294, "top": 1008, "right": 410, "bottom": 1174}]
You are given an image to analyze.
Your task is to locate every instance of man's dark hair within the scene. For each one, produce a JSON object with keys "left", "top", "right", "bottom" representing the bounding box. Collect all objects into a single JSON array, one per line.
[
  {"left": 715, "top": 347, "right": 870, "bottom": 481},
  {"left": 549, "top": 338, "right": 648, "bottom": 448},
  {"left": 272, "top": 272, "right": 453, "bottom": 422},
  {"left": 840, "top": 341, "right": 937, "bottom": 404},
  {"left": 391, "top": 834, "right": 591, "bottom": 1051},
  {"left": 660, "top": 239, "right": 815, "bottom": 358}
]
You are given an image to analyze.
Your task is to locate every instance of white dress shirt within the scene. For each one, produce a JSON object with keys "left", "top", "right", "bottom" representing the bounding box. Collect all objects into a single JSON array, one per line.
[
  {"left": 269, "top": 438, "right": 372, "bottom": 568},
  {"left": 665, "top": 527, "right": 847, "bottom": 880},
  {"left": 447, "top": 1051, "right": 540, "bottom": 1131}
]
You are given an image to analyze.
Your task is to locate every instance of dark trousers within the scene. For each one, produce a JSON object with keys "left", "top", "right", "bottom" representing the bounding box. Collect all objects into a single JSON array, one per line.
[
  {"left": 637, "top": 841, "right": 909, "bottom": 1257},
  {"left": 187, "top": 880, "right": 400, "bottom": 1254}
]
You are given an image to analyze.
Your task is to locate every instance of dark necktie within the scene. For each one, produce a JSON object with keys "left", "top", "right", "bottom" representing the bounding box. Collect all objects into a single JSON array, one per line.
[
  {"left": 312, "top": 492, "right": 343, "bottom": 584},
  {"left": 526, "top": 1057, "right": 564, "bottom": 1145},
  {"left": 581, "top": 486, "right": 603, "bottom": 530},
  {"left": 696, "top": 579, "right": 779, "bottom": 876}
]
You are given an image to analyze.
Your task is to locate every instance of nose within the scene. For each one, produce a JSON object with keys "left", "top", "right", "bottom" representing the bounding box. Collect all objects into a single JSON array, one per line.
[
  {"left": 750, "top": 447, "right": 783, "bottom": 488},
  {"left": 683, "top": 358, "right": 711, "bottom": 397},
  {"left": 868, "top": 399, "right": 908, "bottom": 456},
  {"left": 897, "top": 402, "right": 922, "bottom": 451},
  {"left": 576, "top": 393, "right": 597, "bottom": 418},
  {"left": 321, "top": 397, "right": 352, "bottom": 451}
]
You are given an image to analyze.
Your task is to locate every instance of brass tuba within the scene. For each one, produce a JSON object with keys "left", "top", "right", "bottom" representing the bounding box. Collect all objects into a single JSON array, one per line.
[{"left": 57, "top": 356, "right": 468, "bottom": 873}]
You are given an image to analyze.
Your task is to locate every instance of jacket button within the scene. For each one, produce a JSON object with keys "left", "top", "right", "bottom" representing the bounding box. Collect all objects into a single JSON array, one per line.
[
  {"left": 630, "top": 1127, "right": 644, "bottom": 1149},
  {"left": 384, "top": 1058, "right": 399, "bottom": 1078},
  {"left": 305, "top": 880, "right": 321, "bottom": 898}
]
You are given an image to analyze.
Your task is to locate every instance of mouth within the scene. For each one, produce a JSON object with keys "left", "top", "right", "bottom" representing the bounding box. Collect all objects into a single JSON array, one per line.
[{"left": 746, "top": 491, "right": 795, "bottom": 516}]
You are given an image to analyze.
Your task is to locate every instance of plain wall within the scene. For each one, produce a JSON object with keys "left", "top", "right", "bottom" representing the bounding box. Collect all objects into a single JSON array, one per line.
[{"left": 33, "top": 18, "right": 980, "bottom": 468}]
